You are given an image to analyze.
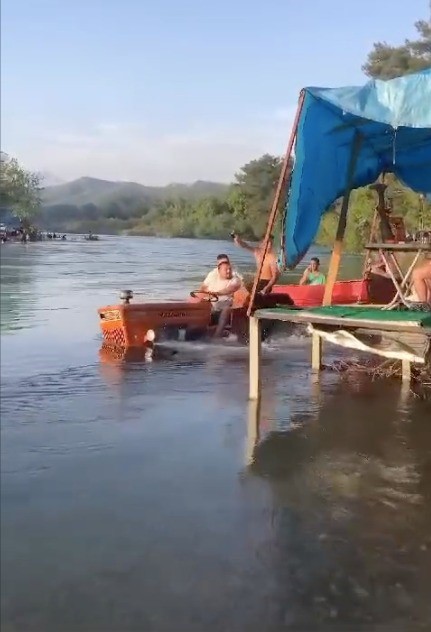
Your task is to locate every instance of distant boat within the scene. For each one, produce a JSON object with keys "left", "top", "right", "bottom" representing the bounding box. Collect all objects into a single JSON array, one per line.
[{"left": 84, "top": 233, "right": 99, "bottom": 241}]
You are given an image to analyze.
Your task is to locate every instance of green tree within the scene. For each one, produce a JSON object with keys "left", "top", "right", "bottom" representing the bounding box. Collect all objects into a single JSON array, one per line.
[
  {"left": 360, "top": 5, "right": 431, "bottom": 243},
  {"left": 228, "top": 154, "right": 289, "bottom": 239},
  {"left": 0, "top": 154, "right": 42, "bottom": 226},
  {"left": 316, "top": 7, "right": 431, "bottom": 254},
  {"left": 363, "top": 4, "right": 430, "bottom": 79}
]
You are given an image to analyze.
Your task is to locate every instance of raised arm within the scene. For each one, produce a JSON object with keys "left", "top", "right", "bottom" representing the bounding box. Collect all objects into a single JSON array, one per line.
[
  {"left": 299, "top": 267, "right": 310, "bottom": 286},
  {"left": 233, "top": 235, "right": 255, "bottom": 253}
]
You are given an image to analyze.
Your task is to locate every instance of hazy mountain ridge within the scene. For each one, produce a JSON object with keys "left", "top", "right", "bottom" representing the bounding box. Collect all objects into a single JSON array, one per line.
[{"left": 41, "top": 176, "right": 229, "bottom": 208}]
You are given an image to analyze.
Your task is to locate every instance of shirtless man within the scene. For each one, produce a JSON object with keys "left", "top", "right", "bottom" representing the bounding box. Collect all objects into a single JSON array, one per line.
[
  {"left": 200, "top": 260, "right": 242, "bottom": 337},
  {"left": 233, "top": 234, "right": 280, "bottom": 294},
  {"left": 366, "top": 253, "right": 402, "bottom": 282},
  {"left": 409, "top": 258, "right": 431, "bottom": 307}
]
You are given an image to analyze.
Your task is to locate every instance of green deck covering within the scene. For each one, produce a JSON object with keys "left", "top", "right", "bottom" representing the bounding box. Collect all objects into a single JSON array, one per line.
[{"left": 264, "top": 305, "right": 431, "bottom": 327}]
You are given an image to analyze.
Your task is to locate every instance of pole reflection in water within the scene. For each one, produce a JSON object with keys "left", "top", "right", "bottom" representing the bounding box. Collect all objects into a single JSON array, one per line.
[
  {"left": 1, "top": 245, "right": 39, "bottom": 332},
  {"left": 243, "top": 374, "right": 431, "bottom": 628},
  {"left": 245, "top": 398, "right": 260, "bottom": 467},
  {"left": 245, "top": 365, "right": 324, "bottom": 468}
]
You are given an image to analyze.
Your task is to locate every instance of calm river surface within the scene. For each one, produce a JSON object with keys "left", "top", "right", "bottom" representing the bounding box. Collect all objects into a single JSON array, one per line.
[{"left": 1, "top": 236, "right": 430, "bottom": 632}]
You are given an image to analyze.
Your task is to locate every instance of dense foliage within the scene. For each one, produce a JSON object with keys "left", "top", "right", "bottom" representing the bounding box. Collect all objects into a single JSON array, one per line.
[
  {"left": 316, "top": 176, "right": 431, "bottom": 253},
  {"left": 316, "top": 4, "right": 431, "bottom": 251},
  {"left": 362, "top": 2, "right": 430, "bottom": 79},
  {"left": 39, "top": 154, "right": 286, "bottom": 240},
  {"left": 0, "top": 154, "right": 41, "bottom": 227}
]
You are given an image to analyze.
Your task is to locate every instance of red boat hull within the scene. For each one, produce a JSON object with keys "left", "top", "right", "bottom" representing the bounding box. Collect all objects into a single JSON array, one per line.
[
  {"left": 272, "top": 279, "right": 367, "bottom": 307},
  {"left": 272, "top": 275, "right": 396, "bottom": 308}
]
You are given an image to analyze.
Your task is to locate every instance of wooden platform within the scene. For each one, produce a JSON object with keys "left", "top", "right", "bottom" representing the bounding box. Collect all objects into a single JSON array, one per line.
[
  {"left": 254, "top": 306, "right": 431, "bottom": 333},
  {"left": 365, "top": 242, "right": 431, "bottom": 253},
  {"left": 248, "top": 305, "right": 431, "bottom": 399}
]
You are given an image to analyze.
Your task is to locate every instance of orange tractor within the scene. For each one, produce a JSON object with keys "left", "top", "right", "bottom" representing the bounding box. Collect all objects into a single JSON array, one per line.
[{"left": 98, "top": 286, "right": 294, "bottom": 353}]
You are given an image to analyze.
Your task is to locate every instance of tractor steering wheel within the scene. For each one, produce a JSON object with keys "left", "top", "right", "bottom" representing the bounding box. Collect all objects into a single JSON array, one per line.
[{"left": 190, "top": 290, "right": 219, "bottom": 303}]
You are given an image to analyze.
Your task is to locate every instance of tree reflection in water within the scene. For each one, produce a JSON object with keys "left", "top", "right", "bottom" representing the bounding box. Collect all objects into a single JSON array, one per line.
[{"left": 1, "top": 245, "right": 37, "bottom": 332}]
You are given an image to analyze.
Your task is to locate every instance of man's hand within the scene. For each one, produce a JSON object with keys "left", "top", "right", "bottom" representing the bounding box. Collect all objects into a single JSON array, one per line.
[{"left": 233, "top": 235, "right": 254, "bottom": 252}]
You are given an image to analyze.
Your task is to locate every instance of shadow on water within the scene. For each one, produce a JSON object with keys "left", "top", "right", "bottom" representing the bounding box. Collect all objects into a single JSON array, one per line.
[{"left": 245, "top": 377, "right": 431, "bottom": 630}]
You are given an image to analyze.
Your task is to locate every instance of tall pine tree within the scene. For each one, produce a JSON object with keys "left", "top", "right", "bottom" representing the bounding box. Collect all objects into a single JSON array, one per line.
[{"left": 363, "top": 3, "right": 430, "bottom": 79}]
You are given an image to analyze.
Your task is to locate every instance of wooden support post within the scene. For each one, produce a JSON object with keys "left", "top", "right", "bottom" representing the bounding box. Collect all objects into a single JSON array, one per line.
[
  {"left": 323, "top": 132, "right": 363, "bottom": 306},
  {"left": 311, "top": 331, "right": 322, "bottom": 371},
  {"left": 245, "top": 399, "right": 261, "bottom": 466},
  {"left": 362, "top": 208, "right": 378, "bottom": 279},
  {"left": 249, "top": 316, "right": 262, "bottom": 400},
  {"left": 247, "top": 91, "right": 306, "bottom": 317},
  {"left": 401, "top": 359, "right": 411, "bottom": 383}
]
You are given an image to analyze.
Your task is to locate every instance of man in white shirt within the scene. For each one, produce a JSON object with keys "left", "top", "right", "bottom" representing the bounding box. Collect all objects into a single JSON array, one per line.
[
  {"left": 200, "top": 258, "right": 242, "bottom": 337},
  {"left": 203, "top": 254, "right": 243, "bottom": 288}
]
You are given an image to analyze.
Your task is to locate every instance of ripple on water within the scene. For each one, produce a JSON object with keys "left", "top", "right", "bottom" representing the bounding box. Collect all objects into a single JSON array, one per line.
[{"left": 1, "top": 237, "right": 431, "bottom": 631}]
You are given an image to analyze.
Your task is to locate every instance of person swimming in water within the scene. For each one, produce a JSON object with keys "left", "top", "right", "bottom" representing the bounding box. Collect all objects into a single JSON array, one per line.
[{"left": 299, "top": 257, "right": 326, "bottom": 285}]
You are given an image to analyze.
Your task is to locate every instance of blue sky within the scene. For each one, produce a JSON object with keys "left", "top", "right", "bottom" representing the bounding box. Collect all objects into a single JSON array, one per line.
[{"left": 1, "top": 0, "right": 427, "bottom": 184}]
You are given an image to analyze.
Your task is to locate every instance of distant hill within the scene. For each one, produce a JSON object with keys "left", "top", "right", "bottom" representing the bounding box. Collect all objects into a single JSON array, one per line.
[
  {"left": 41, "top": 176, "right": 228, "bottom": 209},
  {"left": 39, "top": 176, "right": 230, "bottom": 235},
  {"left": 39, "top": 172, "right": 65, "bottom": 187}
]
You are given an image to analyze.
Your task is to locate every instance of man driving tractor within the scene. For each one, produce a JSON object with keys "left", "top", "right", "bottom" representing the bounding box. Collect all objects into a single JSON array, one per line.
[
  {"left": 203, "top": 254, "right": 243, "bottom": 287},
  {"left": 199, "top": 257, "right": 242, "bottom": 337}
]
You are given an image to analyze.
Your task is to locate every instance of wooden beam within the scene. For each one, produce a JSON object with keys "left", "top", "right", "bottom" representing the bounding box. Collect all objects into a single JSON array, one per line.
[
  {"left": 253, "top": 308, "right": 428, "bottom": 333},
  {"left": 362, "top": 208, "right": 378, "bottom": 279},
  {"left": 311, "top": 331, "right": 322, "bottom": 371},
  {"left": 401, "top": 358, "right": 411, "bottom": 383},
  {"left": 247, "top": 90, "right": 306, "bottom": 317},
  {"left": 323, "top": 132, "right": 363, "bottom": 306},
  {"left": 249, "top": 316, "right": 262, "bottom": 400}
]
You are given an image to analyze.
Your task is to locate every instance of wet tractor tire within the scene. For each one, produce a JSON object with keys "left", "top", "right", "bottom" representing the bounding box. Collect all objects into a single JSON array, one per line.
[
  {"left": 261, "top": 321, "right": 275, "bottom": 342},
  {"left": 184, "top": 327, "right": 207, "bottom": 342},
  {"left": 158, "top": 327, "right": 207, "bottom": 342},
  {"left": 159, "top": 326, "right": 180, "bottom": 341}
]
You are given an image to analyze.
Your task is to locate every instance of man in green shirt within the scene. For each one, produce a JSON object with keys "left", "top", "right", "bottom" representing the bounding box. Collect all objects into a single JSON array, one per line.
[{"left": 299, "top": 257, "right": 326, "bottom": 285}]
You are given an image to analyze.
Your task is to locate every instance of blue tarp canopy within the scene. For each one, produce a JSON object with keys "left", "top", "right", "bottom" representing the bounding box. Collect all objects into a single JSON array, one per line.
[{"left": 284, "top": 68, "right": 431, "bottom": 268}]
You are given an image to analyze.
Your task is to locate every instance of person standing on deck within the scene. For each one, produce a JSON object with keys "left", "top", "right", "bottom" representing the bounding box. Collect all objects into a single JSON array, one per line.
[{"left": 233, "top": 234, "right": 280, "bottom": 294}]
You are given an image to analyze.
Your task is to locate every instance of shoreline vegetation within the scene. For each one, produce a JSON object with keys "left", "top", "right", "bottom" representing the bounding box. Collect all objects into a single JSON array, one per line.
[{"left": 1, "top": 10, "right": 430, "bottom": 252}]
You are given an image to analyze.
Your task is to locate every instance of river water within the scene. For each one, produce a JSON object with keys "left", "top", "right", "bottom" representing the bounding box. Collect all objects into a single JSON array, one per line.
[{"left": 1, "top": 236, "right": 430, "bottom": 632}]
